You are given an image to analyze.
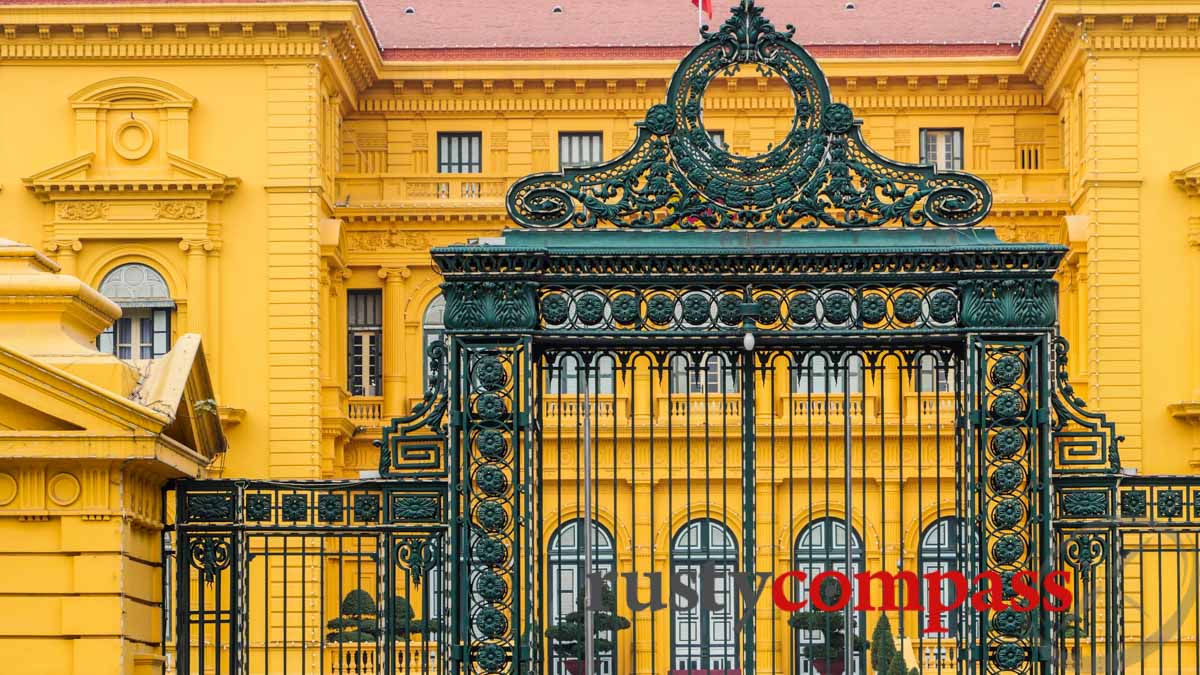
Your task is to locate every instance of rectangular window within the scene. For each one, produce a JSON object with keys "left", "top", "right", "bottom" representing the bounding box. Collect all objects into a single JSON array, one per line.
[
  {"left": 98, "top": 308, "right": 171, "bottom": 360},
  {"left": 437, "top": 132, "right": 482, "bottom": 173},
  {"left": 559, "top": 132, "right": 603, "bottom": 169},
  {"left": 920, "top": 129, "right": 964, "bottom": 171},
  {"left": 708, "top": 130, "right": 726, "bottom": 150},
  {"left": 347, "top": 289, "right": 383, "bottom": 396}
]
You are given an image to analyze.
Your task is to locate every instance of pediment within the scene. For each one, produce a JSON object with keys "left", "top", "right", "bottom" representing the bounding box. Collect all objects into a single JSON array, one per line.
[
  {"left": 1172, "top": 161, "right": 1200, "bottom": 197},
  {"left": 24, "top": 152, "right": 238, "bottom": 199},
  {"left": 0, "top": 344, "right": 166, "bottom": 435}
]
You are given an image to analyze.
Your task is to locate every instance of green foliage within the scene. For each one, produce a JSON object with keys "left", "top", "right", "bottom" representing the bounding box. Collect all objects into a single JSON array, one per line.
[
  {"left": 1060, "top": 614, "right": 1085, "bottom": 638},
  {"left": 908, "top": 669, "right": 919, "bottom": 675},
  {"left": 870, "top": 614, "right": 896, "bottom": 674},
  {"left": 788, "top": 577, "right": 868, "bottom": 663},
  {"left": 393, "top": 595, "right": 444, "bottom": 636},
  {"left": 545, "top": 583, "right": 631, "bottom": 660},
  {"left": 327, "top": 590, "right": 379, "bottom": 644},
  {"left": 885, "top": 654, "right": 905, "bottom": 675}
]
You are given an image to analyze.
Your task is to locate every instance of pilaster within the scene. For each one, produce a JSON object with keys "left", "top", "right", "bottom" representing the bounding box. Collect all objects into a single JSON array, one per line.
[
  {"left": 264, "top": 61, "right": 324, "bottom": 478},
  {"left": 379, "top": 265, "right": 410, "bottom": 419}
]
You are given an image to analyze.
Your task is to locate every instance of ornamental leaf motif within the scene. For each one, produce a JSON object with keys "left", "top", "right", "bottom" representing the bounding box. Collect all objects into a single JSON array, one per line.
[{"left": 506, "top": 0, "right": 991, "bottom": 229}]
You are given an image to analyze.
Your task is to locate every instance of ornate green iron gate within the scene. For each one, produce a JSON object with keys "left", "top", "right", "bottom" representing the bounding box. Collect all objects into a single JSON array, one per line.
[{"left": 166, "top": 2, "right": 1171, "bottom": 675}]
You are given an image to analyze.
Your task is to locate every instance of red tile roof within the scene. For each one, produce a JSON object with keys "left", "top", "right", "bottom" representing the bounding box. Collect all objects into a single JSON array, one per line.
[
  {"left": 368, "top": 0, "right": 1045, "bottom": 57},
  {"left": 0, "top": 0, "right": 1046, "bottom": 59}
]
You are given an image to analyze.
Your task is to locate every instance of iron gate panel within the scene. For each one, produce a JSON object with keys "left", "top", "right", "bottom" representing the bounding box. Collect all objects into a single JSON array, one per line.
[
  {"left": 531, "top": 346, "right": 975, "bottom": 675},
  {"left": 168, "top": 480, "right": 448, "bottom": 675},
  {"left": 164, "top": 3, "right": 1159, "bottom": 674}
]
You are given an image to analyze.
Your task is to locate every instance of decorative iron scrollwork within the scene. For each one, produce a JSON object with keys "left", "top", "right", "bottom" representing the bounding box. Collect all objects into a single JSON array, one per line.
[
  {"left": 1050, "top": 337, "right": 1124, "bottom": 472},
  {"left": 188, "top": 535, "right": 232, "bottom": 584},
  {"left": 378, "top": 340, "right": 449, "bottom": 477},
  {"left": 394, "top": 534, "right": 442, "bottom": 583},
  {"left": 506, "top": 0, "right": 991, "bottom": 230}
]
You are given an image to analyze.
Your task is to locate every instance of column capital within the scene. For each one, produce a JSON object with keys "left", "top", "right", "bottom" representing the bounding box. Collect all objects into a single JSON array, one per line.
[
  {"left": 179, "top": 238, "right": 215, "bottom": 253},
  {"left": 378, "top": 265, "right": 410, "bottom": 282},
  {"left": 45, "top": 239, "right": 82, "bottom": 253}
]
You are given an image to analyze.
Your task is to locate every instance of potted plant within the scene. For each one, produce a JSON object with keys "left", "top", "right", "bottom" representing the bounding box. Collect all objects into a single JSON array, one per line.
[
  {"left": 1060, "top": 614, "right": 1085, "bottom": 664},
  {"left": 545, "top": 582, "right": 631, "bottom": 675},
  {"left": 326, "top": 589, "right": 379, "bottom": 644},
  {"left": 789, "top": 578, "right": 869, "bottom": 675}
]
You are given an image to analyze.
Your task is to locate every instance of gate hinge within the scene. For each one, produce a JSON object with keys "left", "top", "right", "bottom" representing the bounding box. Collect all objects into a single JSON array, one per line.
[
  {"left": 968, "top": 409, "right": 983, "bottom": 425},
  {"left": 516, "top": 411, "right": 530, "bottom": 430},
  {"left": 450, "top": 644, "right": 467, "bottom": 662},
  {"left": 1035, "top": 407, "right": 1050, "bottom": 424}
]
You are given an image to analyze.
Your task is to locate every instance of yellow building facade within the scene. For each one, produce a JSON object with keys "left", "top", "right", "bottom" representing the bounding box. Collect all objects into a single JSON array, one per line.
[{"left": 0, "top": 0, "right": 1198, "bottom": 673}]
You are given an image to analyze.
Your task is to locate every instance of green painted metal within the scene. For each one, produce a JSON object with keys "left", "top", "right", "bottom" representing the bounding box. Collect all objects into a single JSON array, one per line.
[
  {"left": 165, "top": 4, "right": 1150, "bottom": 675},
  {"left": 506, "top": 0, "right": 991, "bottom": 230}
]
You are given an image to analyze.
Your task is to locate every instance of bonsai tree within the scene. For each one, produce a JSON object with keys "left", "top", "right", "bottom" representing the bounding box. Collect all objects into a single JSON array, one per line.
[
  {"left": 393, "top": 595, "right": 446, "bottom": 637},
  {"left": 545, "top": 582, "right": 631, "bottom": 674},
  {"left": 870, "top": 614, "right": 896, "bottom": 674},
  {"left": 327, "top": 589, "right": 379, "bottom": 643},
  {"left": 789, "top": 577, "right": 869, "bottom": 675}
]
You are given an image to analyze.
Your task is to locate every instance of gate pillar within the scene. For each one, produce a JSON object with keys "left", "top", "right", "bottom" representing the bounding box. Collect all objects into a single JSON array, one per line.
[
  {"left": 964, "top": 334, "right": 1055, "bottom": 675},
  {"left": 443, "top": 276, "right": 539, "bottom": 675}
]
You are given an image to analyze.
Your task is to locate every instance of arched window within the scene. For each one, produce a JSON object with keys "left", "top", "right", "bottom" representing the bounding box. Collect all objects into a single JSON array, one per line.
[
  {"left": 547, "top": 519, "right": 617, "bottom": 675},
  {"left": 546, "top": 352, "right": 615, "bottom": 396},
  {"left": 916, "top": 354, "right": 955, "bottom": 393},
  {"left": 793, "top": 518, "right": 866, "bottom": 675},
  {"left": 669, "top": 353, "right": 739, "bottom": 394},
  {"left": 422, "top": 295, "right": 446, "bottom": 388},
  {"left": 792, "top": 354, "right": 863, "bottom": 395},
  {"left": 919, "top": 517, "right": 963, "bottom": 638},
  {"left": 96, "top": 263, "right": 173, "bottom": 359},
  {"left": 671, "top": 518, "right": 738, "bottom": 672}
]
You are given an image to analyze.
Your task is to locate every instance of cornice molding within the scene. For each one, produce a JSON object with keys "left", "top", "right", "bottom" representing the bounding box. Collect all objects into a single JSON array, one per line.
[
  {"left": 0, "top": 7, "right": 381, "bottom": 95},
  {"left": 358, "top": 89, "right": 1047, "bottom": 115}
]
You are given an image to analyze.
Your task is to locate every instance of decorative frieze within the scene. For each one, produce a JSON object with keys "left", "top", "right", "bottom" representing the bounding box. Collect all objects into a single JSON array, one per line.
[{"left": 56, "top": 201, "right": 107, "bottom": 220}]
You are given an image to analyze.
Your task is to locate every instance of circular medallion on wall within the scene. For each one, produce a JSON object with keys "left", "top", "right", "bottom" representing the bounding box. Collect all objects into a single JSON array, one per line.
[
  {"left": 47, "top": 472, "right": 81, "bottom": 507},
  {"left": 0, "top": 473, "right": 16, "bottom": 506},
  {"left": 112, "top": 118, "right": 154, "bottom": 160}
]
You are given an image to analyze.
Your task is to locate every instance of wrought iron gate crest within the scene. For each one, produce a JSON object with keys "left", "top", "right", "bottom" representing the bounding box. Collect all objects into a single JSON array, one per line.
[{"left": 507, "top": 0, "right": 992, "bottom": 230}]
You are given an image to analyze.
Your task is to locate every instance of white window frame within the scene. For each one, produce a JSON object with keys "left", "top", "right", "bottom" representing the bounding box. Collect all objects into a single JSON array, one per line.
[
  {"left": 919, "top": 128, "right": 964, "bottom": 171},
  {"left": 559, "top": 132, "right": 603, "bottom": 169}
]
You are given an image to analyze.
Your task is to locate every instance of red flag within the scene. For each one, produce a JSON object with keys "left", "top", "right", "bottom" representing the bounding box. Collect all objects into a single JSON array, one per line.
[{"left": 692, "top": 0, "right": 714, "bottom": 19}]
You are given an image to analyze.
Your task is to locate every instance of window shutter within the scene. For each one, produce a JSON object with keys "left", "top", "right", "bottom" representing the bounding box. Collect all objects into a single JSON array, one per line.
[
  {"left": 152, "top": 308, "right": 171, "bottom": 357},
  {"left": 115, "top": 318, "right": 133, "bottom": 360}
]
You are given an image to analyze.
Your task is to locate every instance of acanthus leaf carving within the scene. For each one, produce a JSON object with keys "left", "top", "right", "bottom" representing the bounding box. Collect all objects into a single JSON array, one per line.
[{"left": 56, "top": 201, "right": 108, "bottom": 220}]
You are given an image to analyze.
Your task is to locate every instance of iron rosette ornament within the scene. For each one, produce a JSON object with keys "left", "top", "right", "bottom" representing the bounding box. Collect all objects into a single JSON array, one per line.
[{"left": 506, "top": 0, "right": 992, "bottom": 230}]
